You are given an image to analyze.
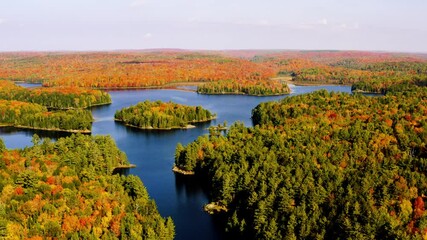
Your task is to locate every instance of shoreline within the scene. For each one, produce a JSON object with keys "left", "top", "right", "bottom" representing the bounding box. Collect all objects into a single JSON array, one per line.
[
  {"left": 39, "top": 81, "right": 292, "bottom": 96},
  {"left": 172, "top": 165, "right": 195, "bottom": 175},
  {"left": 46, "top": 101, "right": 112, "bottom": 110},
  {"left": 20, "top": 80, "right": 357, "bottom": 97},
  {"left": 204, "top": 202, "right": 228, "bottom": 214},
  {"left": 197, "top": 91, "right": 290, "bottom": 97},
  {"left": 351, "top": 89, "right": 384, "bottom": 95},
  {"left": 1, "top": 124, "right": 91, "bottom": 133},
  {"left": 18, "top": 79, "right": 358, "bottom": 99},
  {"left": 284, "top": 80, "right": 352, "bottom": 87},
  {"left": 114, "top": 164, "right": 137, "bottom": 170},
  {"left": 88, "top": 81, "right": 206, "bottom": 91},
  {"left": 272, "top": 76, "right": 352, "bottom": 87},
  {"left": 120, "top": 122, "right": 196, "bottom": 130},
  {"left": 114, "top": 116, "right": 217, "bottom": 131},
  {"left": 115, "top": 120, "right": 198, "bottom": 131}
]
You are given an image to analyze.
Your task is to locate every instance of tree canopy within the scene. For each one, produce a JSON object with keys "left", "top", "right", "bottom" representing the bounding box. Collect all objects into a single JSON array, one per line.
[
  {"left": 1, "top": 51, "right": 426, "bottom": 95},
  {"left": 0, "top": 134, "right": 174, "bottom": 239},
  {"left": 176, "top": 89, "right": 427, "bottom": 239}
]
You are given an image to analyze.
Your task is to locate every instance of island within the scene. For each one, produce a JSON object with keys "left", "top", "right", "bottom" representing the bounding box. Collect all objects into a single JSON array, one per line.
[
  {"left": 0, "top": 134, "right": 174, "bottom": 239},
  {"left": 114, "top": 100, "right": 216, "bottom": 130},
  {"left": 197, "top": 79, "right": 290, "bottom": 96}
]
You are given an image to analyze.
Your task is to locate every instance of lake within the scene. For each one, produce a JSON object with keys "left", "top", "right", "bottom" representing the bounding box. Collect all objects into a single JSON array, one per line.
[{"left": 0, "top": 84, "right": 352, "bottom": 239}]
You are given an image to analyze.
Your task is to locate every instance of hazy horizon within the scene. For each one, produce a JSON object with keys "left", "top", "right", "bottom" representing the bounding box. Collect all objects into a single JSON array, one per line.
[
  {"left": 1, "top": 48, "right": 427, "bottom": 55},
  {"left": 1, "top": 0, "right": 426, "bottom": 52}
]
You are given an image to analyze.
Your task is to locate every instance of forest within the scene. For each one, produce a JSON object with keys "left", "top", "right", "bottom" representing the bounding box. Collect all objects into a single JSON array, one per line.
[
  {"left": 0, "top": 52, "right": 274, "bottom": 89},
  {"left": 0, "top": 134, "right": 174, "bottom": 239},
  {"left": 115, "top": 100, "right": 216, "bottom": 130},
  {"left": 257, "top": 51, "right": 427, "bottom": 92},
  {"left": 175, "top": 87, "right": 427, "bottom": 239},
  {"left": 1, "top": 51, "right": 426, "bottom": 96},
  {"left": 1, "top": 49, "right": 427, "bottom": 239}
]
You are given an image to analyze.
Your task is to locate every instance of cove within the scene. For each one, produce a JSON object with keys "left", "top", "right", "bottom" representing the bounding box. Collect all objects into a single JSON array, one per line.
[{"left": 0, "top": 84, "right": 351, "bottom": 239}]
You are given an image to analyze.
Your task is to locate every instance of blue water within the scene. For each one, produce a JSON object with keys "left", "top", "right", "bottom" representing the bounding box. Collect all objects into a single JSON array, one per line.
[
  {"left": 0, "top": 85, "right": 352, "bottom": 239},
  {"left": 16, "top": 82, "right": 43, "bottom": 88}
]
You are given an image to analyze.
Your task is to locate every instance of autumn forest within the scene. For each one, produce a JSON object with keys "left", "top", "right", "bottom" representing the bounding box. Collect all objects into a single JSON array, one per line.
[{"left": 0, "top": 50, "right": 427, "bottom": 239}]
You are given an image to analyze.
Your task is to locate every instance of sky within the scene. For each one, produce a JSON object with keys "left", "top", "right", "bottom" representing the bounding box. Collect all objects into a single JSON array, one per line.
[{"left": 0, "top": 0, "right": 426, "bottom": 52}]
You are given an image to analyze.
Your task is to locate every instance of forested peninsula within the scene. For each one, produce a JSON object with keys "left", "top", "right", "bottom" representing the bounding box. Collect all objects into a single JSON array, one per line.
[
  {"left": 0, "top": 80, "right": 111, "bottom": 132},
  {"left": 0, "top": 100, "right": 92, "bottom": 133},
  {"left": 0, "top": 80, "right": 111, "bottom": 109},
  {"left": 115, "top": 100, "right": 216, "bottom": 130},
  {"left": 175, "top": 87, "right": 427, "bottom": 239},
  {"left": 0, "top": 134, "right": 174, "bottom": 239}
]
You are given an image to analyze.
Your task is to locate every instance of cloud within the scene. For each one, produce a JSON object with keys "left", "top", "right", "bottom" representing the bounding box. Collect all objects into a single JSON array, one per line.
[
  {"left": 144, "top": 33, "right": 153, "bottom": 39},
  {"left": 130, "top": 0, "right": 147, "bottom": 7}
]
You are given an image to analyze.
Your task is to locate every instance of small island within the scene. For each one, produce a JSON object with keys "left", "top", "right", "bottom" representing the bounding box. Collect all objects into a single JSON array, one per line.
[
  {"left": 115, "top": 100, "right": 216, "bottom": 130},
  {"left": 197, "top": 79, "right": 290, "bottom": 96}
]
